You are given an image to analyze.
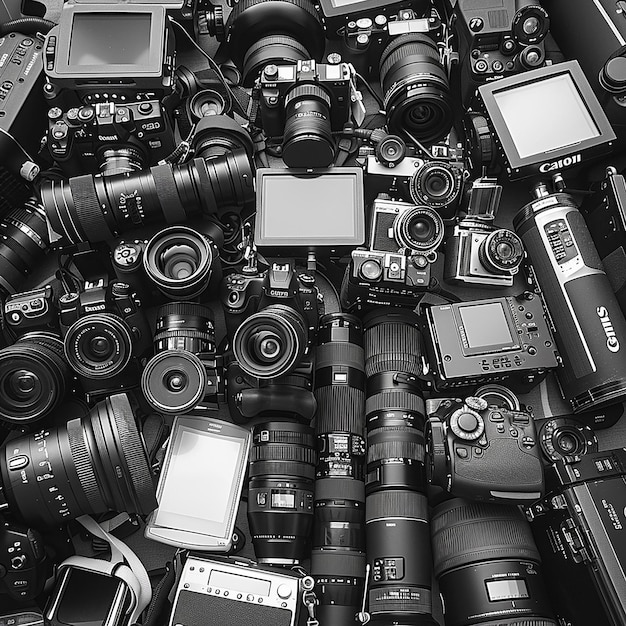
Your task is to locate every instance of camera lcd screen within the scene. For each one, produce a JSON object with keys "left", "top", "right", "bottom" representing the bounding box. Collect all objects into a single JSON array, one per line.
[
  {"left": 153, "top": 424, "right": 246, "bottom": 536},
  {"left": 459, "top": 302, "right": 513, "bottom": 348},
  {"left": 68, "top": 14, "right": 152, "bottom": 66},
  {"left": 492, "top": 73, "right": 600, "bottom": 158},
  {"left": 486, "top": 579, "right": 529, "bottom": 602}
]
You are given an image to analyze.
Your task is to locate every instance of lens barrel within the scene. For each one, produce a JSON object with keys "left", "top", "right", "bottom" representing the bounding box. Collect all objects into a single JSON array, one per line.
[
  {"left": 380, "top": 34, "right": 453, "bottom": 144},
  {"left": 312, "top": 314, "right": 367, "bottom": 626},
  {"left": 431, "top": 498, "right": 557, "bottom": 626},
  {"left": 41, "top": 151, "right": 254, "bottom": 245},
  {"left": 0, "top": 393, "right": 156, "bottom": 527},
  {"left": 363, "top": 308, "right": 434, "bottom": 624},
  {"left": 247, "top": 421, "right": 316, "bottom": 564}
]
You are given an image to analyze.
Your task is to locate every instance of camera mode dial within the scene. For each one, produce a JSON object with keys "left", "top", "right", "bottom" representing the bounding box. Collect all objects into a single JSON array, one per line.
[{"left": 450, "top": 404, "right": 484, "bottom": 441}]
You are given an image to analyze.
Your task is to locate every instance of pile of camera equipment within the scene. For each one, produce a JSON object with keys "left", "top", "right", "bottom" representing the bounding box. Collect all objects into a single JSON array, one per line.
[{"left": 4, "top": 0, "right": 626, "bottom": 625}]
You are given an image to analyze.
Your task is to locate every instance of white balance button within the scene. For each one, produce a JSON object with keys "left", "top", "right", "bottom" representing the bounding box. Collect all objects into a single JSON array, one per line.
[{"left": 277, "top": 584, "right": 292, "bottom": 599}]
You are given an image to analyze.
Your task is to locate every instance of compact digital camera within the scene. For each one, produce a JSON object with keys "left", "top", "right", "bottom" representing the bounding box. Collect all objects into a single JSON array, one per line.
[{"left": 427, "top": 396, "right": 544, "bottom": 502}]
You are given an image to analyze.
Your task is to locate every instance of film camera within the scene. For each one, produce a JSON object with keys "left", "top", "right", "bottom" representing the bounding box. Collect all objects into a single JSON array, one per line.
[
  {"left": 257, "top": 60, "right": 354, "bottom": 168},
  {"left": 364, "top": 134, "right": 467, "bottom": 220},
  {"left": 58, "top": 277, "right": 152, "bottom": 399},
  {"left": 453, "top": 0, "right": 550, "bottom": 106},
  {"left": 527, "top": 448, "right": 626, "bottom": 625},
  {"left": 426, "top": 396, "right": 544, "bottom": 502},
  {"left": 42, "top": 0, "right": 180, "bottom": 174}
]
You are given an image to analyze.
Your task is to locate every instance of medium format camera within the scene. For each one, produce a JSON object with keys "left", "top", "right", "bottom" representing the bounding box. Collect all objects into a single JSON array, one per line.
[
  {"left": 422, "top": 292, "right": 559, "bottom": 392},
  {"left": 426, "top": 396, "right": 544, "bottom": 502},
  {"left": 221, "top": 261, "right": 322, "bottom": 380},
  {"left": 364, "top": 135, "right": 466, "bottom": 219},
  {"left": 257, "top": 60, "right": 353, "bottom": 168},
  {"left": 59, "top": 278, "right": 152, "bottom": 399},
  {"left": 454, "top": 0, "right": 550, "bottom": 106},
  {"left": 527, "top": 448, "right": 626, "bottom": 625}
]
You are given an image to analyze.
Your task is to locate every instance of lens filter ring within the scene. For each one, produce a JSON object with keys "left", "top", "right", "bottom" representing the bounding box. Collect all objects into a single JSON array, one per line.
[
  {"left": 394, "top": 205, "right": 444, "bottom": 254},
  {"left": 64, "top": 313, "right": 132, "bottom": 379},
  {"left": 410, "top": 162, "right": 459, "bottom": 208},
  {"left": 144, "top": 226, "right": 214, "bottom": 300},
  {"left": 142, "top": 350, "right": 207, "bottom": 415}
]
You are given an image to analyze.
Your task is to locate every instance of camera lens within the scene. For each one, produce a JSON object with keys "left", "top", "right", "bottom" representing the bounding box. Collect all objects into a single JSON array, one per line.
[
  {"left": 225, "top": 0, "right": 325, "bottom": 86},
  {"left": 479, "top": 229, "right": 524, "bottom": 275},
  {"left": 41, "top": 150, "right": 254, "bottom": 245},
  {"left": 282, "top": 84, "right": 334, "bottom": 168},
  {"left": 0, "top": 393, "right": 157, "bottom": 527},
  {"left": 0, "top": 333, "right": 71, "bottom": 424},
  {"left": 538, "top": 417, "right": 598, "bottom": 463},
  {"left": 233, "top": 304, "right": 308, "bottom": 379},
  {"left": 64, "top": 313, "right": 132, "bottom": 380},
  {"left": 153, "top": 302, "right": 216, "bottom": 353},
  {"left": 247, "top": 421, "right": 316, "bottom": 564},
  {"left": 144, "top": 226, "right": 217, "bottom": 300},
  {"left": 513, "top": 5, "right": 550, "bottom": 45},
  {"left": 0, "top": 200, "right": 49, "bottom": 297},
  {"left": 312, "top": 314, "right": 366, "bottom": 626},
  {"left": 394, "top": 206, "right": 444, "bottom": 253},
  {"left": 431, "top": 499, "right": 557, "bottom": 626},
  {"left": 410, "top": 162, "right": 460, "bottom": 209},
  {"left": 379, "top": 34, "right": 453, "bottom": 144}
]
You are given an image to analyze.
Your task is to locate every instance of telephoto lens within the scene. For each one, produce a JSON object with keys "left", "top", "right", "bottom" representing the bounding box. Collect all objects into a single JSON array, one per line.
[
  {"left": 0, "top": 393, "right": 157, "bottom": 528},
  {"left": 379, "top": 34, "right": 454, "bottom": 144},
  {"left": 41, "top": 149, "right": 254, "bottom": 245},
  {"left": 363, "top": 309, "right": 436, "bottom": 625},
  {"left": 142, "top": 302, "right": 217, "bottom": 415},
  {"left": 0, "top": 332, "right": 71, "bottom": 424},
  {"left": 431, "top": 498, "right": 557, "bottom": 626},
  {"left": 143, "top": 226, "right": 221, "bottom": 300},
  {"left": 247, "top": 421, "right": 316, "bottom": 565},
  {"left": 312, "top": 314, "right": 367, "bottom": 626}
]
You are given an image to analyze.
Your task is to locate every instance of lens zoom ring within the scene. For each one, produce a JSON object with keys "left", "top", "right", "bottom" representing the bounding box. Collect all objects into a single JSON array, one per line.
[
  {"left": 367, "top": 439, "right": 425, "bottom": 464},
  {"left": 380, "top": 41, "right": 441, "bottom": 82},
  {"left": 68, "top": 174, "right": 113, "bottom": 243},
  {"left": 315, "top": 342, "right": 364, "bottom": 370},
  {"left": 311, "top": 549, "right": 366, "bottom": 577},
  {"left": 366, "top": 490, "right": 428, "bottom": 522},
  {"left": 250, "top": 445, "right": 316, "bottom": 464},
  {"left": 249, "top": 461, "right": 315, "bottom": 480},
  {"left": 364, "top": 326, "right": 423, "bottom": 376},
  {"left": 67, "top": 418, "right": 102, "bottom": 512},
  {"left": 315, "top": 386, "right": 366, "bottom": 436}
]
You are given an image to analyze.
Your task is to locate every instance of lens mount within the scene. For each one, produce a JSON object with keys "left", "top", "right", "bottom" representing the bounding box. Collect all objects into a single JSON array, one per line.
[
  {"left": 144, "top": 226, "right": 215, "bottom": 300},
  {"left": 64, "top": 313, "right": 132, "bottom": 379},
  {"left": 394, "top": 205, "right": 444, "bottom": 253},
  {"left": 410, "top": 162, "right": 459, "bottom": 208}
]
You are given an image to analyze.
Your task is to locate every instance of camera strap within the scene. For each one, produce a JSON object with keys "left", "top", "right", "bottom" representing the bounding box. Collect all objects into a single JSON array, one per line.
[{"left": 58, "top": 515, "right": 152, "bottom": 625}]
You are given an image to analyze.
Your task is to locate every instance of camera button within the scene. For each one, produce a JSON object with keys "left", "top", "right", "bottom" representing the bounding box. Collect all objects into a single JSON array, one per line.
[
  {"left": 247, "top": 594, "right": 254, "bottom": 601},
  {"left": 510, "top": 427, "right": 519, "bottom": 437},
  {"left": 7, "top": 455, "right": 29, "bottom": 471},
  {"left": 455, "top": 446, "right": 468, "bottom": 459},
  {"left": 473, "top": 447, "right": 483, "bottom": 458},
  {"left": 496, "top": 424, "right": 505, "bottom": 434}
]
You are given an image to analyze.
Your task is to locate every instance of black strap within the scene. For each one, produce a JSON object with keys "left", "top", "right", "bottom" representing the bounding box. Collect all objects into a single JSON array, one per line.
[{"left": 140, "top": 561, "right": 178, "bottom": 626}]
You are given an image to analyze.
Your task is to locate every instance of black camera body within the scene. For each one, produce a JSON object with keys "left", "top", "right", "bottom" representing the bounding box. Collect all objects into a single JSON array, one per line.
[
  {"left": 258, "top": 60, "right": 352, "bottom": 139},
  {"left": 454, "top": 0, "right": 550, "bottom": 106},
  {"left": 58, "top": 279, "right": 152, "bottom": 399},
  {"left": 3, "top": 285, "right": 58, "bottom": 339},
  {"left": 0, "top": 521, "right": 47, "bottom": 603},
  {"left": 527, "top": 448, "right": 626, "bottom": 626},
  {"left": 427, "top": 396, "right": 544, "bottom": 502},
  {"left": 47, "top": 100, "right": 175, "bottom": 175}
]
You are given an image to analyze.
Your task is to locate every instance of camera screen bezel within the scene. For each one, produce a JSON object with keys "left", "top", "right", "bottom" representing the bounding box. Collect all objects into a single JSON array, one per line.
[
  {"left": 479, "top": 61, "right": 615, "bottom": 180},
  {"left": 318, "top": 0, "right": 413, "bottom": 20}
]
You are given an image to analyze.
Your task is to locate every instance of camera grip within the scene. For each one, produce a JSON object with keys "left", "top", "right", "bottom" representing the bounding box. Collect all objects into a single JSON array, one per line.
[{"left": 237, "top": 386, "right": 317, "bottom": 421}]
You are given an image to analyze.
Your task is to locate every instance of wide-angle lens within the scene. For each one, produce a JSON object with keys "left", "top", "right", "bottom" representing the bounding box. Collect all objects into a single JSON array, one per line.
[
  {"left": 380, "top": 34, "right": 453, "bottom": 144},
  {"left": 0, "top": 332, "right": 71, "bottom": 424},
  {"left": 410, "top": 162, "right": 460, "bottom": 209},
  {"left": 247, "top": 421, "right": 316, "bottom": 564},
  {"left": 431, "top": 498, "right": 557, "bottom": 626},
  {"left": 232, "top": 304, "right": 308, "bottom": 379},
  {"left": 0, "top": 393, "right": 157, "bottom": 527},
  {"left": 40, "top": 150, "right": 254, "bottom": 245},
  {"left": 144, "top": 226, "right": 218, "bottom": 300},
  {"left": 394, "top": 205, "right": 444, "bottom": 253}
]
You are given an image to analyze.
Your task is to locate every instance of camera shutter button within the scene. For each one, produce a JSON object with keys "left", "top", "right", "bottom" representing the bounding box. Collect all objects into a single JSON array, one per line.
[{"left": 277, "top": 583, "right": 292, "bottom": 599}]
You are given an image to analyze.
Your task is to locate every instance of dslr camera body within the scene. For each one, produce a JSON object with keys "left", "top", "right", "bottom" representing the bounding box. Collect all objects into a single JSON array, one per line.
[
  {"left": 59, "top": 278, "right": 152, "bottom": 399},
  {"left": 454, "top": 0, "right": 550, "bottom": 106},
  {"left": 427, "top": 396, "right": 544, "bottom": 502}
]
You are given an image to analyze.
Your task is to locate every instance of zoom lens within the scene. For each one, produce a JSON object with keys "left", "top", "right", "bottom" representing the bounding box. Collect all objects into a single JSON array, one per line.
[
  {"left": 144, "top": 226, "right": 217, "bottom": 300},
  {"left": 0, "top": 200, "right": 49, "bottom": 297},
  {"left": 312, "top": 314, "right": 366, "bottom": 626},
  {"left": 363, "top": 308, "right": 434, "bottom": 624},
  {"left": 248, "top": 421, "right": 316, "bottom": 564},
  {"left": 225, "top": 0, "right": 325, "bottom": 85},
  {"left": 233, "top": 304, "right": 308, "bottom": 379},
  {"left": 410, "top": 162, "right": 460, "bottom": 209},
  {"left": 431, "top": 499, "right": 557, "bottom": 626},
  {"left": 0, "top": 393, "right": 157, "bottom": 527},
  {"left": 0, "top": 333, "right": 71, "bottom": 424},
  {"left": 479, "top": 229, "right": 524, "bottom": 275},
  {"left": 41, "top": 150, "right": 254, "bottom": 245},
  {"left": 142, "top": 303, "right": 216, "bottom": 415},
  {"left": 282, "top": 84, "right": 334, "bottom": 168},
  {"left": 380, "top": 34, "right": 453, "bottom": 144},
  {"left": 394, "top": 206, "right": 444, "bottom": 253},
  {"left": 64, "top": 313, "right": 132, "bottom": 380}
]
